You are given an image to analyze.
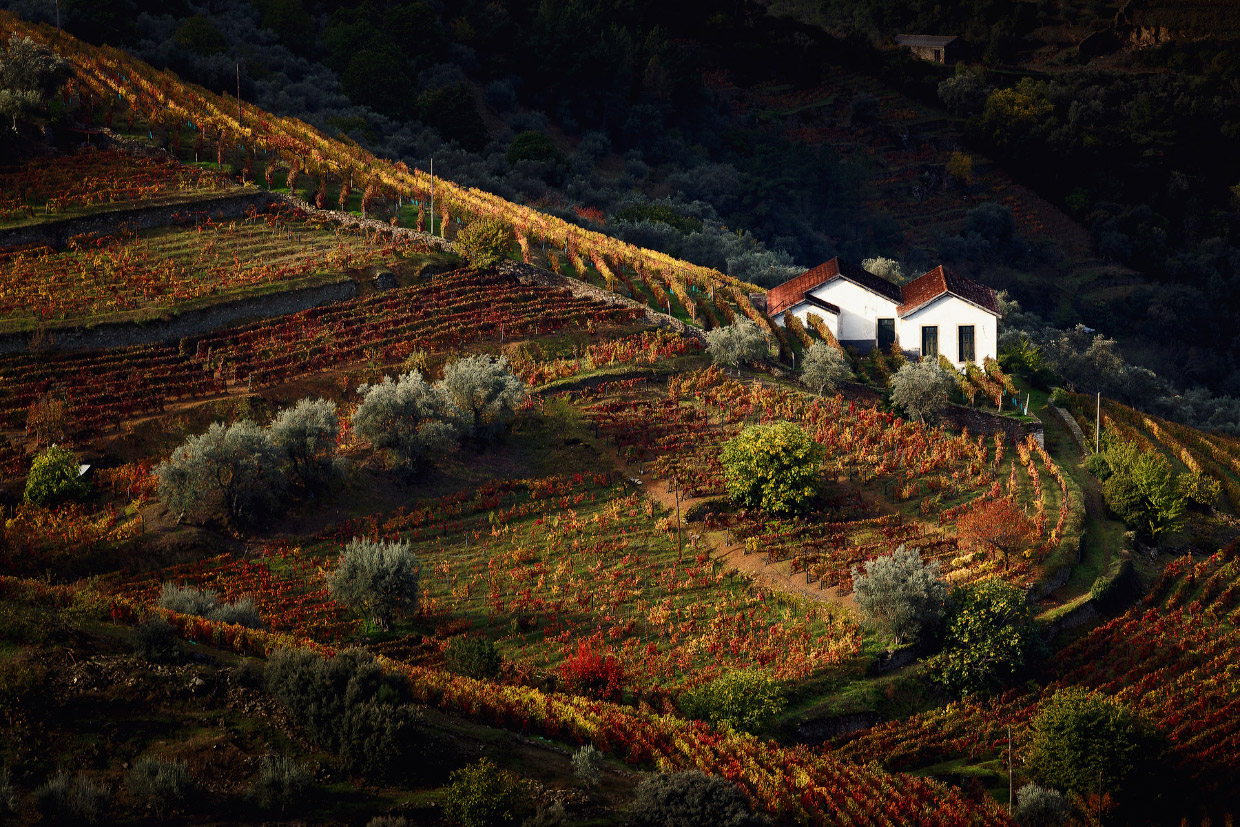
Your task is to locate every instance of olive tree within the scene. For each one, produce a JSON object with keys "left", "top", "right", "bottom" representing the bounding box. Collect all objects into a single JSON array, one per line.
[
  {"left": 351, "top": 372, "right": 457, "bottom": 476},
  {"left": 706, "top": 321, "right": 768, "bottom": 372},
  {"left": 890, "top": 359, "right": 955, "bottom": 423},
  {"left": 328, "top": 537, "right": 421, "bottom": 631},
  {"left": 437, "top": 354, "right": 526, "bottom": 442},
  {"left": 852, "top": 545, "right": 947, "bottom": 647},
  {"left": 269, "top": 398, "right": 340, "bottom": 489},
  {"left": 1014, "top": 783, "right": 1069, "bottom": 827},
  {"left": 799, "top": 341, "right": 852, "bottom": 395},
  {"left": 0, "top": 35, "right": 67, "bottom": 133},
  {"left": 629, "top": 771, "right": 769, "bottom": 827},
  {"left": 861, "top": 256, "right": 905, "bottom": 284},
  {"left": 155, "top": 420, "right": 286, "bottom": 524}
]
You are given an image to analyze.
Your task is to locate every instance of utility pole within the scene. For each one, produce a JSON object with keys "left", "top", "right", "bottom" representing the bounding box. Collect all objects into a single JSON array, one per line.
[
  {"left": 236, "top": 62, "right": 241, "bottom": 124},
  {"left": 429, "top": 156, "right": 435, "bottom": 237},
  {"left": 1007, "top": 725, "right": 1013, "bottom": 814},
  {"left": 54, "top": 0, "right": 60, "bottom": 30},
  {"left": 673, "top": 484, "right": 683, "bottom": 563}
]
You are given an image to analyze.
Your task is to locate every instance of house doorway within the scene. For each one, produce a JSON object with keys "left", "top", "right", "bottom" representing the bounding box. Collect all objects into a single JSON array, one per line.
[{"left": 877, "top": 318, "right": 896, "bottom": 352}]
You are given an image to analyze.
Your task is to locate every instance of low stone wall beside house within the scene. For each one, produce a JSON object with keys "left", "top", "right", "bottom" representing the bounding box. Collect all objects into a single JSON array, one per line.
[{"left": 942, "top": 403, "right": 1044, "bottom": 447}]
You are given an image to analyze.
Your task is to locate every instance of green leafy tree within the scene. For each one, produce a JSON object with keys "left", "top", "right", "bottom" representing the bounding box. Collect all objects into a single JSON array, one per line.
[
  {"left": 720, "top": 421, "right": 824, "bottom": 515},
  {"left": 442, "top": 758, "right": 534, "bottom": 827},
  {"left": 155, "top": 420, "right": 286, "bottom": 524},
  {"left": 890, "top": 359, "right": 954, "bottom": 422},
  {"left": 706, "top": 321, "right": 768, "bottom": 371},
  {"left": 1099, "top": 437, "right": 1187, "bottom": 541},
  {"left": 1026, "top": 688, "right": 1163, "bottom": 802},
  {"left": 437, "top": 354, "right": 526, "bottom": 442},
  {"left": 799, "top": 341, "right": 852, "bottom": 395},
  {"left": 929, "top": 578, "right": 1038, "bottom": 697},
  {"left": 351, "top": 371, "right": 458, "bottom": 477},
  {"left": 679, "top": 670, "right": 784, "bottom": 734},
  {"left": 269, "top": 398, "right": 340, "bottom": 489},
  {"left": 506, "top": 130, "right": 564, "bottom": 166},
  {"left": 444, "top": 636, "right": 502, "bottom": 679},
  {"left": 23, "top": 445, "right": 88, "bottom": 506},
  {"left": 0, "top": 35, "right": 67, "bottom": 133},
  {"left": 852, "top": 545, "right": 947, "bottom": 647},
  {"left": 455, "top": 218, "right": 514, "bottom": 268},
  {"left": 976, "top": 78, "right": 1052, "bottom": 150},
  {"left": 629, "top": 771, "right": 769, "bottom": 827},
  {"left": 328, "top": 538, "right": 421, "bottom": 632}
]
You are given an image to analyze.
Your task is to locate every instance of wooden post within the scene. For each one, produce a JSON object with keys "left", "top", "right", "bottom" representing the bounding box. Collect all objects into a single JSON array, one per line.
[
  {"left": 429, "top": 156, "right": 435, "bottom": 237},
  {"left": 1008, "top": 725, "right": 1013, "bottom": 814}
]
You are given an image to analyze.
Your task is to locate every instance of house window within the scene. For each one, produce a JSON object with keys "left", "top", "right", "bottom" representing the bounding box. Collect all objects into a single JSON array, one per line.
[
  {"left": 877, "top": 318, "right": 896, "bottom": 352},
  {"left": 921, "top": 325, "right": 938, "bottom": 358},
  {"left": 958, "top": 325, "right": 975, "bottom": 363}
]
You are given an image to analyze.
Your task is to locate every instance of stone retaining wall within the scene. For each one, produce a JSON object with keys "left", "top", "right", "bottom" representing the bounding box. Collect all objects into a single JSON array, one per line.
[
  {"left": 942, "top": 403, "right": 1044, "bottom": 447},
  {"left": 0, "top": 279, "right": 357, "bottom": 353},
  {"left": 0, "top": 189, "right": 276, "bottom": 249}
]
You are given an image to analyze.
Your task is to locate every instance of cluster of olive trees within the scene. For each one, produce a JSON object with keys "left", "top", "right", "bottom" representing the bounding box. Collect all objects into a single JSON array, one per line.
[
  {"left": 155, "top": 355, "right": 526, "bottom": 524},
  {"left": 352, "top": 354, "right": 526, "bottom": 475},
  {"left": 155, "top": 398, "right": 340, "bottom": 525}
]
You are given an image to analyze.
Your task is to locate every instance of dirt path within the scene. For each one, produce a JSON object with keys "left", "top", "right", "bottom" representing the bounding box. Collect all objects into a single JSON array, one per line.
[{"left": 598, "top": 441, "right": 854, "bottom": 608}]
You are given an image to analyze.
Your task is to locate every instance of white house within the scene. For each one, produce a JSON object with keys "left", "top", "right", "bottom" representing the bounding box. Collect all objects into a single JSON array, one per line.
[{"left": 768, "top": 259, "right": 1000, "bottom": 367}]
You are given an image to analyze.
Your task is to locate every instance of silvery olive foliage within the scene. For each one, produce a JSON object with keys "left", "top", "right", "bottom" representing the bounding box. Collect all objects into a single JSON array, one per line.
[
  {"left": 328, "top": 537, "right": 421, "bottom": 631},
  {"left": 269, "top": 397, "right": 340, "bottom": 489},
  {"left": 351, "top": 371, "right": 458, "bottom": 476},
  {"left": 437, "top": 354, "right": 526, "bottom": 442},
  {"left": 706, "top": 321, "right": 769, "bottom": 370},
  {"left": 852, "top": 545, "right": 947, "bottom": 647},
  {"left": 155, "top": 420, "right": 286, "bottom": 524},
  {"left": 799, "top": 342, "right": 852, "bottom": 395},
  {"left": 890, "top": 359, "right": 955, "bottom": 423}
]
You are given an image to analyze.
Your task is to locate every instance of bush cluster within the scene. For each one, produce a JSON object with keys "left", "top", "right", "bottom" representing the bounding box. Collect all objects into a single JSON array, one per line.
[
  {"left": 442, "top": 758, "right": 534, "bottom": 827},
  {"left": 157, "top": 583, "right": 264, "bottom": 629},
  {"left": 679, "top": 670, "right": 784, "bottom": 735},
  {"left": 443, "top": 636, "right": 502, "bottom": 679},
  {"left": 33, "top": 772, "right": 110, "bottom": 825},
  {"left": 629, "top": 771, "right": 769, "bottom": 827},
  {"left": 265, "top": 647, "right": 424, "bottom": 781},
  {"left": 23, "top": 445, "right": 89, "bottom": 506},
  {"left": 249, "top": 756, "right": 314, "bottom": 813},
  {"left": 126, "top": 757, "right": 197, "bottom": 820},
  {"left": 720, "top": 421, "right": 824, "bottom": 515}
]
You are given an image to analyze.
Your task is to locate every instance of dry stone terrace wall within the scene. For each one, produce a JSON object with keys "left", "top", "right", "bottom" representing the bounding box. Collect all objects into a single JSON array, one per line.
[
  {"left": 0, "top": 189, "right": 275, "bottom": 249},
  {"left": 0, "top": 279, "right": 358, "bottom": 354}
]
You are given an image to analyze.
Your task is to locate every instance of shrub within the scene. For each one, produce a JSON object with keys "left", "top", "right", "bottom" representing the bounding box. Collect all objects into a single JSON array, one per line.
[
  {"left": 328, "top": 537, "right": 421, "bottom": 632},
  {"left": 706, "top": 321, "right": 768, "bottom": 371},
  {"left": 506, "top": 131, "right": 563, "bottom": 166},
  {"left": 557, "top": 638, "right": 627, "bottom": 700},
  {"left": 720, "top": 421, "right": 824, "bottom": 515},
  {"left": 155, "top": 420, "right": 286, "bottom": 524},
  {"left": 444, "top": 636, "right": 502, "bottom": 679},
  {"left": 351, "top": 372, "right": 457, "bottom": 476},
  {"left": 1014, "top": 783, "right": 1069, "bottom": 827},
  {"left": 679, "top": 670, "right": 784, "bottom": 734},
  {"left": 437, "top": 354, "right": 526, "bottom": 442},
  {"left": 132, "top": 616, "right": 180, "bottom": 664},
  {"left": 1178, "top": 470, "right": 1221, "bottom": 508},
  {"left": 157, "top": 583, "right": 219, "bottom": 617},
  {"left": 629, "top": 771, "right": 769, "bottom": 827},
  {"left": 799, "top": 342, "right": 851, "bottom": 395},
  {"left": 1025, "top": 688, "right": 1163, "bottom": 802},
  {"left": 455, "top": 219, "right": 513, "bottom": 268},
  {"left": 852, "top": 545, "right": 947, "bottom": 647},
  {"left": 0, "top": 767, "right": 17, "bottom": 818},
  {"left": 207, "top": 596, "right": 264, "bottom": 629},
  {"left": 33, "top": 772, "right": 110, "bottom": 825},
  {"left": 336, "top": 700, "right": 425, "bottom": 781},
  {"left": 249, "top": 756, "right": 313, "bottom": 813},
  {"left": 889, "top": 359, "right": 954, "bottom": 422},
  {"left": 861, "top": 256, "right": 905, "bottom": 283},
  {"left": 1084, "top": 452, "right": 1111, "bottom": 480},
  {"left": 442, "top": 758, "right": 534, "bottom": 827},
  {"left": 23, "top": 445, "right": 88, "bottom": 506},
  {"left": 929, "top": 578, "right": 1039, "bottom": 697},
  {"left": 571, "top": 744, "right": 602, "bottom": 788},
  {"left": 126, "top": 757, "right": 196, "bottom": 820},
  {"left": 367, "top": 818, "right": 409, "bottom": 827},
  {"left": 269, "top": 398, "right": 340, "bottom": 489}
]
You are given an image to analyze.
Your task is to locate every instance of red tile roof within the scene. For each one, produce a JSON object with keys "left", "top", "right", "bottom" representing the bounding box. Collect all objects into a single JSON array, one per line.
[
  {"left": 767, "top": 258, "right": 902, "bottom": 317},
  {"left": 898, "top": 265, "right": 1001, "bottom": 316}
]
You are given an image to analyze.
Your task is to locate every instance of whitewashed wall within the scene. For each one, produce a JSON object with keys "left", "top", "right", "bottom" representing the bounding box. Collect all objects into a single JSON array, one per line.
[
  {"left": 897, "top": 296, "right": 997, "bottom": 365},
  {"left": 809, "top": 280, "right": 899, "bottom": 343}
]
